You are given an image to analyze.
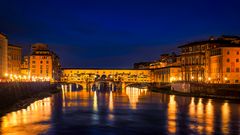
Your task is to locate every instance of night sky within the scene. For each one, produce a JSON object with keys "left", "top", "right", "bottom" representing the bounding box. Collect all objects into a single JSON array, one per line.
[{"left": 0, "top": 0, "right": 240, "bottom": 68}]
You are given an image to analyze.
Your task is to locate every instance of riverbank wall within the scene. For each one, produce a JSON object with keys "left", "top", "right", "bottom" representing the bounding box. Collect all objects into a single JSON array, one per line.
[
  {"left": 0, "top": 82, "right": 59, "bottom": 111},
  {"left": 151, "top": 82, "right": 240, "bottom": 100}
]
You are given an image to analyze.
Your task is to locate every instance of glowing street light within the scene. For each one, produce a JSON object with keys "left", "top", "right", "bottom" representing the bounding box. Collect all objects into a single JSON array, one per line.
[{"left": 4, "top": 73, "right": 9, "bottom": 77}]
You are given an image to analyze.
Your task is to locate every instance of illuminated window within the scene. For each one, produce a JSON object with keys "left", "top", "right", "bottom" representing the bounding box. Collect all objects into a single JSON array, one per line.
[{"left": 226, "top": 67, "right": 230, "bottom": 72}]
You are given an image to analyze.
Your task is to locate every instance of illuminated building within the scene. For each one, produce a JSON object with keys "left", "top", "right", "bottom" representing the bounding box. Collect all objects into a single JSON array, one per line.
[
  {"left": 179, "top": 35, "right": 240, "bottom": 83},
  {"left": 7, "top": 44, "right": 22, "bottom": 75},
  {"left": 21, "top": 56, "right": 30, "bottom": 76},
  {"left": 208, "top": 41, "right": 240, "bottom": 83},
  {"left": 0, "top": 33, "right": 8, "bottom": 78},
  {"left": 134, "top": 62, "right": 153, "bottom": 69},
  {"left": 28, "top": 43, "right": 61, "bottom": 82},
  {"left": 148, "top": 53, "right": 181, "bottom": 83}
]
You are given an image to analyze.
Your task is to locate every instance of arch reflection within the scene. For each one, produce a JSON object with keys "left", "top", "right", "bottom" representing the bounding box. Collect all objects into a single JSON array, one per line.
[{"left": 125, "top": 86, "right": 147, "bottom": 109}]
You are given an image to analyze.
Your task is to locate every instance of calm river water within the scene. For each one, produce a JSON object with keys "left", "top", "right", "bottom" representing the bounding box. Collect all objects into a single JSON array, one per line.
[{"left": 0, "top": 87, "right": 240, "bottom": 135}]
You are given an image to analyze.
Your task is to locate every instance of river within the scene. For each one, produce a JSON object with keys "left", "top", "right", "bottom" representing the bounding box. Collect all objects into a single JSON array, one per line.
[{"left": 0, "top": 87, "right": 240, "bottom": 135}]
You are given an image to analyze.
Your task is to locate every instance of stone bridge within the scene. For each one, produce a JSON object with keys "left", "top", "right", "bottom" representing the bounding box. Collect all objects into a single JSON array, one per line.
[{"left": 61, "top": 68, "right": 151, "bottom": 90}]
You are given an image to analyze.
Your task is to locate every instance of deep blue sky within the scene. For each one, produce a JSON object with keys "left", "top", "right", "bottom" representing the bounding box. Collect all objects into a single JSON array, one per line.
[{"left": 0, "top": 0, "right": 240, "bottom": 68}]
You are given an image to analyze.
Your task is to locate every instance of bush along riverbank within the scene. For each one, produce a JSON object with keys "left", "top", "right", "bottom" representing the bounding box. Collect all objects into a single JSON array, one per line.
[
  {"left": 150, "top": 83, "right": 240, "bottom": 101},
  {"left": 0, "top": 82, "right": 61, "bottom": 116}
]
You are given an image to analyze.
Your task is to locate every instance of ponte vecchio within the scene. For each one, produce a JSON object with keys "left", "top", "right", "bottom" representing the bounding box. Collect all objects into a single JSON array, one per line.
[{"left": 61, "top": 68, "right": 151, "bottom": 89}]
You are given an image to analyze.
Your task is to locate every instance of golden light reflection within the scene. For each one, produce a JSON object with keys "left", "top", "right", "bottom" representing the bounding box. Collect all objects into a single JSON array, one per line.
[
  {"left": 93, "top": 91, "right": 98, "bottom": 112},
  {"left": 196, "top": 98, "right": 204, "bottom": 134},
  {"left": 109, "top": 91, "right": 114, "bottom": 112},
  {"left": 189, "top": 97, "right": 196, "bottom": 131},
  {"left": 1, "top": 97, "right": 51, "bottom": 135},
  {"left": 125, "top": 87, "right": 147, "bottom": 109},
  {"left": 167, "top": 95, "right": 176, "bottom": 134},
  {"left": 221, "top": 102, "right": 230, "bottom": 134},
  {"left": 205, "top": 99, "right": 214, "bottom": 134}
]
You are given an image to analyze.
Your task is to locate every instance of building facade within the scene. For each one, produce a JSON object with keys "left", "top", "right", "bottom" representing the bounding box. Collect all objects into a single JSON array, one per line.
[
  {"left": 179, "top": 36, "right": 240, "bottom": 83},
  {"left": 208, "top": 47, "right": 240, "bottom": 83},
  {"left": 0, "top": 33, "right": 8, "bottom": 78},
  {"left": 7, "top": 44, "right": 22, "bottom": 75},
  {"left": 28, "top": 43, "right": 61, "bottom": 82}
]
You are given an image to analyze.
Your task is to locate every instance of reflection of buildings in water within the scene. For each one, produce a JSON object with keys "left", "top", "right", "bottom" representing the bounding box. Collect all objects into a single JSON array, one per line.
[
  {"left": 93, "top": 91, "right": 98, "bottom": 112},
  {"left": 205, "top": 99, "right": 214, "bottom": 134},
  {"left": 61, "top": 84, "right": 93, "bottom": 108},
  {"left": 125, "top": 87, "right": 147, "bottom": 109},
  {"left": 159, "top": 93, "right": 170, "bottom": 103},
  {"left": 196, "top": 98, "right": 204, "bottom": 134},
  {"left": 167, "top": 95, "right": 176, "bottom": 134},
  {"left": 109, "top": 91, "right": 114, "bottom": 112},
  {"left": 189, "top": 98, "right": 204, "bottom": 133},
  {"left": 1, "top": 98, "right": 51, "bottom": 135},
  {"left": 221, "top": 102, "right": 229, "bottom": 134},
  {"left": 188, "top": 98, "right": 231, "bottom": 134}
]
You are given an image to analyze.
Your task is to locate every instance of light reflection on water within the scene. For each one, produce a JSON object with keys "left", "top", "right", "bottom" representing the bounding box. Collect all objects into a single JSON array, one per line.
[
  {"left": 0, "top": 86, "right": 240, "bottom": 135},
  {"left": 1, "top": 98, "right": 51, "bottom": 135}
]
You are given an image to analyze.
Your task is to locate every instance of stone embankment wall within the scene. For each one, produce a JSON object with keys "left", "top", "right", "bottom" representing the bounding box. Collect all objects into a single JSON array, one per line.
[
  {"left": 171, "top": 82, "right": 240, "bottom": 98},
  {"left": 0, "top": 82, "right": 57, "bottom": 109}
]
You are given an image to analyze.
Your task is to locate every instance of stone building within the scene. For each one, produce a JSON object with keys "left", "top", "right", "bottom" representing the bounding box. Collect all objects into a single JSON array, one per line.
[
  {"left": 0, "top": 33, "right": 8, "bottom": 78},
  {"left": 28, "top": 43, "right": 61, "bottom": 82},
  {"left": 179, "top": 35, "right": 240, "bottom": 83},
  {"left": 8, "top": 44, "right": 22, "bottom": 75},
  {"left": 149, "top": 53, "right": 181, "bottom": 83}
]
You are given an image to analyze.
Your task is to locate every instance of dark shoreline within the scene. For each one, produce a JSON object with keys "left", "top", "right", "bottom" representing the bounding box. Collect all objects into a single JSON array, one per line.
[
  {"left": 150, "top": 87, "right": 240, "bottom": 102},
  {"left": 0, "top": 89, "right": 60, "bottom": 117}
]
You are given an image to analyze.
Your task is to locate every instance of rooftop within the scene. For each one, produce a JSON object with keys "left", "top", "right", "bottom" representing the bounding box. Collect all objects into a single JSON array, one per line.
[{"left": 178, "top": 36, "right": 240, "bottom": 48}]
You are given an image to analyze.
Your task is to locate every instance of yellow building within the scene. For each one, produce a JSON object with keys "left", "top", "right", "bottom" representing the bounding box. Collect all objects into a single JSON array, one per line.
[
  {"left": 28, "top": 43, "right": 61, "bottom": 82},
  {"left": 61, "top": 68, "right": 151, "bottom": 83},
  {"left": 179, "top": 35, "right": 240, "bottom": 83},
  {"left": 209, "top": 47, "right": 240, "bottom": 83},
  {"left": 7, "top": 44, "right": 22, "bottom": 75},
  {"left": 0, "top": 33, "right": 8, "bottom": 78},
  {"left": 151, "top": 66, "right": 181, "bottom": 83}
]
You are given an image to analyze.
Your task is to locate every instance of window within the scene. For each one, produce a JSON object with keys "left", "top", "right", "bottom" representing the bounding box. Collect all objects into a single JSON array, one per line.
[
  {"left": 32, "top": 61, "right": 35, "bottom": 64},
  {"left": 40, "top": 61, "right": 43, "bottom": 64},
  {"left": 235, "top": 80, "right": 239, "bottom": 83},
  {"left": 236, "top": 68, "right": 239, "bottom": 72},
  {"left": 237, "top": 51, "right": 239, "bottom": 55},
  {"left": 237, "top": 59, "right": 239, "bottom": 62},
  {"left": 227, "top": 58, "right": 230, "bottom": 62},
  {"left": 46, "top": 61, "right": 49, "bottom": 64},
  {"left": 32, "top": 65, "right": 36, "bottom": 68},
  {"left": 226, "top": 67, "right": 230, "bottom": 72},
  {"left": 227, "top": 50, "right": 230, "bottom": 55}
]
